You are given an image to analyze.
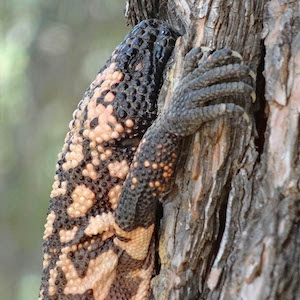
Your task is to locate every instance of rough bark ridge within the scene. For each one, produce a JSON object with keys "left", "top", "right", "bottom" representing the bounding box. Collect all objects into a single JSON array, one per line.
[{"left": 126, "top": 1, "right": 300, "bottom": 299}]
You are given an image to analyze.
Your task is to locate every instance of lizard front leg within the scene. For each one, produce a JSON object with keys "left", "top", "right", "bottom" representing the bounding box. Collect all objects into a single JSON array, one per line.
[
  {"left": 116, "top": 47, "right": 255, "bottom": 228},
  {"left": 114, "top": 47, "right": 255, "bottom": 297}
]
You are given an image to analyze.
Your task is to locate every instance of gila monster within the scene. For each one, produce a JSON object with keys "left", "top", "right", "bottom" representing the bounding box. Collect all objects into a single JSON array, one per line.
[{"left": 39, "top": 19, "right": 255, "bottom": 299}]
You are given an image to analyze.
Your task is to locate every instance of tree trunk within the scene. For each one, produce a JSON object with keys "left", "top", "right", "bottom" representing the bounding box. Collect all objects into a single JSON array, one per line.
[{"left": 127, "top": 1, "right": 300, "bottom": 299}]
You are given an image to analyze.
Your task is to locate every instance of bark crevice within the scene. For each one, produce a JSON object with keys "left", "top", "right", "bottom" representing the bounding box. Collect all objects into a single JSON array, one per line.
[{"left": 125, "top": 1, "right": 300, "bottom": 299}]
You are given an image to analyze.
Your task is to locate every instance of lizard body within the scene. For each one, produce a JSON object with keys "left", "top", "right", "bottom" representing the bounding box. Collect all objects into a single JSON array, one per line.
[{"left": 40, "top": 19, "right": 254, "bottom": 299}]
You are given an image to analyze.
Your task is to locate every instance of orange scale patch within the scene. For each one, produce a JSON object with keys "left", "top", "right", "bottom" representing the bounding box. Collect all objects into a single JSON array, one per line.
[
  {"left": 43, "top": 253, "right": 51, "bottom": 269},
  {"left": 62, "top": 143, "right": 84, "bottom": 171},
  {"left": 72, "top": 108, "right": 80, "bottom": 122},
  {"left": 104, "top": 92, "right": 115, "bottom": 103},
  {"left": 91, "top": 86, "right": 103, "bottom": 101},
  {"left": 83, "top": 105, "right": 120, "bottom": 146},
  {"left": 99, "top": 80, "right": 111, "bottom": 91},
  {"left": 107, "top": 160, "right": 130, "bottom": 179},
  {"left": 90, "top": 150, "right": 101, "bottom": 166},
  {"left": 71, "top": 135, "right": 83, "bottom": 145},
  {"left": 114, "top": 224, "right": 155, "bottom": 261},
  {"left": 112, "top": 70, "right": 124, "bottom": 81},
  {"left": 48, "top": 267, "right": 58, "bottom": 296},
  {"left": 73, "top": 119, "right": 82, "bottom": 131},
  {"left": 59, "top": 226, "right": 78, "bottom": 243},
  {"left": 89, "top": 62, "right": 117, "bottom": 90},
  {"left": 43, "top": 211, "right": 56, "bottom": 240},
  {"left": 56, "top": 247, "right": 118, "bottom": 298},
  {"left": 92, "top": 158, "right": 100, "bottom": 166},
  {"left": 108, "top": 184, "right": 122, "bottom": 210},
  {"left": 97, "top": 148, "right": 113, "bottom": 162},
  {"left": 85, "top": 82, "right": 118, "bottom": 131},
  {"left": 152, "top": 163, "right": 158, "bottom": 170},
  {"left": 125, "top": 119, "right": 134, "bottom": 128},
  {"left": 111, "top": 131, "right": 120, "bottom": 140},
  {"left": 114, "top": 123, "right": 124, "bottom": 133},
  {"left": 107, "top": 114, "right": 118, "bottom": 125},
  {"left": 84, "top": 212, "right": 115, "bottom": 237},
  {"left": 50, "top": 177, "right": 68, "bottom": 198},
  {"left": 82, "top": 163, "right": 98, "bottom": 180},
  {"left": 163, "top": 172, "right": 169, "bottom": 178},
  {"left": 68, "top": 185, "right": 95, "bottom": 218},
  {"left": 129, "top": 263, "right": 154, "bottom": 300},
  {"left": 86, "top": 89, "right": 103, "bottom": 121},
  {"left": 94, "top": 103, "right": 107, "bottom": 118}
]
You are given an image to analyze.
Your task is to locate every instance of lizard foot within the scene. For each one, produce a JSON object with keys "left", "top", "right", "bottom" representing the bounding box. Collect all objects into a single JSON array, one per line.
[{"left": 162, "top": 48, "right": 255, "bottom": 136}]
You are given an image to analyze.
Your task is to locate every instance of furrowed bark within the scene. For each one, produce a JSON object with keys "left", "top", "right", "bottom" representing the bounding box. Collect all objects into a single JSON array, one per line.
[{"left": 126, "top": 1, "right": 300, "bottom": 299}]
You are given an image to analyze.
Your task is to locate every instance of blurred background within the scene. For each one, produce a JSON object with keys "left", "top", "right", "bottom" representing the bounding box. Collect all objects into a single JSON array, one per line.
[{"left": 0, "top": 1, "right": 128, "bottom": 299}]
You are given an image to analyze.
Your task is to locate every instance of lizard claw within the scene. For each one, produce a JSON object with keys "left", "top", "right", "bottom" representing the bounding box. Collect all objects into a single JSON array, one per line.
[
  {"left": 162, "top": 47, "right": 256, "bottom": 136},
  {"left": 230, "top": 50, "right": 243, "bottom": 61}
]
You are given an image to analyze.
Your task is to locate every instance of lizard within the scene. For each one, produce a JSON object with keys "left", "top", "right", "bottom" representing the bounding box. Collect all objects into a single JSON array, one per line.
[{"left": 39, "top": 19, "right": 255, "bottom": 300}]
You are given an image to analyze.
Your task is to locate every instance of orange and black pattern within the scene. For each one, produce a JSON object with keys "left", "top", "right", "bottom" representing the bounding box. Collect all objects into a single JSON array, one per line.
[
  {"left": 40, "top": 19, "right": 255, "bottom": 300},
  {"left": 39, "top": 20, "right": 178, "bottom": 299}
]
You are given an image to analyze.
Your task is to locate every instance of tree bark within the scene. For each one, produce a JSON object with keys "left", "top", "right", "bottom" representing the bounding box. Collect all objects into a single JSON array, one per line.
[{"left": 126, "top": 1, "right": 300, "bottom": 299}]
